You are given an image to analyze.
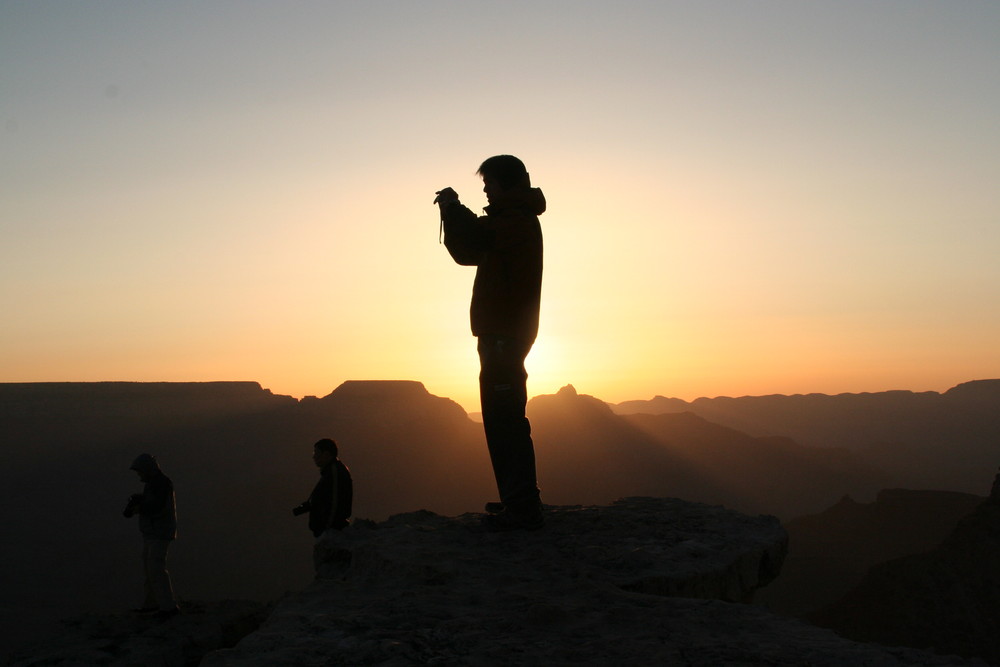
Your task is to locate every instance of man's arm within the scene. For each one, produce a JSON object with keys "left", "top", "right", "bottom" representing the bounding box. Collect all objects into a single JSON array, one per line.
[
  {"left": 436, "top": 187, "right": 492, "bottom": 265},
  {"left": 442, "top": 202, "right": 492, "bottom": 265}
]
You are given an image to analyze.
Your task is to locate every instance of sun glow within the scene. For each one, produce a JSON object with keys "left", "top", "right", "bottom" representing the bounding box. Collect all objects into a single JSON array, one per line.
[
  {"left": 2, "top": 3, "right": 999, "bottom": 412},
  {"left": 524, "top": 336, "right": 571, "bottom": 398}
]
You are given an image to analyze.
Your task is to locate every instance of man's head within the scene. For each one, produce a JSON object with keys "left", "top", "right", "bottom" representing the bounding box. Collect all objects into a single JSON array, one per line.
[
  {"left": 477, "top": 155, "right": 529, "bottom": 204},
  {"left": 313, "top": 438, "right": 338, "bottom": 468},
  {"left": 129, "top": 453, "right": 160, "bottom": 482}
]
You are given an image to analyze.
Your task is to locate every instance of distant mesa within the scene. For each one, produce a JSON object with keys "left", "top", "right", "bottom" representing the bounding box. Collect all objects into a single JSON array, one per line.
[
  {"left": 323, "top": 379, "right": 431, "bottom": 400},
  {"left": 613, "top": 393, "right": 692, "bottom": 414},
  {"left": 606, "top": 379, "right": 1000, "bottom": 494},
  {"left": 528, "top": 383, "right": 888, "bottom": 520},
  {"left": 943, "top": 378, "right": 1000, "bottom": 400},
  {"left": 316, "top": 379, "right": 471, "bottom": 425}
]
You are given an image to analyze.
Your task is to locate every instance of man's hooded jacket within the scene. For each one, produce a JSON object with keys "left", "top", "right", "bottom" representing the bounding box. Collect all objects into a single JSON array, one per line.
[
  {"left": 442, "top": 184, "right": 545, "bottom": 345},
  {"left": 305, "top": 459, "right": 353, "bottom": 537},
  {"left": 128, "top": 454, "right": 177, "bottom": 541}
]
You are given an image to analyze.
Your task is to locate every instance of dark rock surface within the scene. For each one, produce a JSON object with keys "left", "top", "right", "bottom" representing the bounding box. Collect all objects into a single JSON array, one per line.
[
  {"left": 320, "top": 497, "right": 788, "bottom": 603},
  {"left": 3, "top": 600, "right": 270, "bottom": 667},
  {"left": 200, "top": 498, "right": 977, "bottom": 666},
  {"left": 756, "top": 488, "right": 985, "bottom": 616},
  {"left": 811, "top": 470, "right": 1000, "bottom": 665}
]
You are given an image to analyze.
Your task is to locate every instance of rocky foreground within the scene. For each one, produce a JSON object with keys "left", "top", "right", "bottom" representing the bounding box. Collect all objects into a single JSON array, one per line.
[
  {"left": 7, "top": 497, "right": 984, "bottom": 666},
  {"left": 203, "top": 498, "right": 979, "bottom": 666},
  {"left": 3, "top": 600, "right": 270, "bottom": 667}
]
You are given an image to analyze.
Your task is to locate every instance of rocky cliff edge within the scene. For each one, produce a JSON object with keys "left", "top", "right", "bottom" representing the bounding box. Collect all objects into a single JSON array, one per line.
[{"left": 201, "top": 497, "right": 978, "bottom": 666}]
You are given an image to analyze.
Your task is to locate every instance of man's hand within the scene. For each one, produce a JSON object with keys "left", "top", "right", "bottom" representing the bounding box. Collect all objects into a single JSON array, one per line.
[
  {"left": 433, "top": 187, "right": 458, "bottom": 206},
  {"left": 123, "top": 494, "right": 142, "bottom": 518}
]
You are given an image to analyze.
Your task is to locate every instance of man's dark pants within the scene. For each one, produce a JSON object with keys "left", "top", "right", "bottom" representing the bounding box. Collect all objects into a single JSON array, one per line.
[{"left": 477, "top": 335, "right": 541, "bottom": 512}]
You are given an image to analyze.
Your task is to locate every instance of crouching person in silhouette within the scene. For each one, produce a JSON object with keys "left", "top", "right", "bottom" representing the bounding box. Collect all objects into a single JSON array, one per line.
[
  {"left": 436, "top": 154, "right": 545, "bottom": 531},
  {"left": 123, "top": 453, "right": 179, "bottom": 619},
  {"left": 293, "top": 438, "right": 353, "bottom": 574}
]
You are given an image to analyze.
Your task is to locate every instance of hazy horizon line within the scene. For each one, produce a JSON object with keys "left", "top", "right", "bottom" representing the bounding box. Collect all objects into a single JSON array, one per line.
[{"left": 3, "top": 376, "right": 997, "bottom": 408}]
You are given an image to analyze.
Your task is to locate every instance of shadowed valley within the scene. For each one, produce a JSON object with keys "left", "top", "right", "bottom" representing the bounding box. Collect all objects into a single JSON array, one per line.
[{"left": 2, "top": 380, "right": 999, "bottom": 664}]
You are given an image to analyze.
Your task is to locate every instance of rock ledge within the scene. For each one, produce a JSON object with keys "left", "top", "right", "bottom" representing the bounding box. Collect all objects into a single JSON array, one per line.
[{"left": 203, "top": 497, "right": 978, "bottom": 666}]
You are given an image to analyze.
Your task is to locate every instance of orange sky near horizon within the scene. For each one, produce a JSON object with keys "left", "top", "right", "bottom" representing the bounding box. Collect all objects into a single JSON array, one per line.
[{"left": 2, "top": 3, "right": 999, "bottom": 414}]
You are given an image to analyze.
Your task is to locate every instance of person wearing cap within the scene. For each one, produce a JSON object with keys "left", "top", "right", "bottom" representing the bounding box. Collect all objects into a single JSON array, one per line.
[{"left": 123, "top": 453, "right": 179, "bottom": 618}]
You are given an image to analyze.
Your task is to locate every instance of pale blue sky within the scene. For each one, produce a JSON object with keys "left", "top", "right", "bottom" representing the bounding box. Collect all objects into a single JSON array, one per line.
[{"left": 2, "top": 1, "right": 999, "bottom": 409}]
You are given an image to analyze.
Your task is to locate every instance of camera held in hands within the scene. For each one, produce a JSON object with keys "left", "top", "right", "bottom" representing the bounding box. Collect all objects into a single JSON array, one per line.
[
  {"left": 433, "top": 187, "right": 458, "bottom": 206},
  {"left": 123, "top": 493, "right": 142, "bottom": 518},
  {"left": 434, "top": 187, "right": 459, "bottom": 243}
]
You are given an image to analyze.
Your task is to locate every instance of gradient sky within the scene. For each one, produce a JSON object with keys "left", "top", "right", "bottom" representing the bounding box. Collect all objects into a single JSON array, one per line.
[{"left": 3, "top": 1, "right": 999, "bottom": 412}]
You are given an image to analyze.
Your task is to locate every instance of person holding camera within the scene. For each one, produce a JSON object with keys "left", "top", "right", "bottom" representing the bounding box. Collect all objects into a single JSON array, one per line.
[
  {"left": 123, "top": 453, "right": 178, "bottom": 618},
  {"left": 293, "top": 438, "right": 353, "bottom": 570},
  {"left": 435, "top": 154, "right": 546, "bottom": 532}
]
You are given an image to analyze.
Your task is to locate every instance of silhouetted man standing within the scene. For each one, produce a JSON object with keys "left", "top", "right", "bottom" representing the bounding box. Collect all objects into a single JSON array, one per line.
[
  {"left": 293, "top": 438, "right": 353, "bottom": 570},
  {"left": 123, "top": 453, "right": 179, "bottom": 619},
  {"left": 436, "top": 154, "right": 545, "bottom": 531}
]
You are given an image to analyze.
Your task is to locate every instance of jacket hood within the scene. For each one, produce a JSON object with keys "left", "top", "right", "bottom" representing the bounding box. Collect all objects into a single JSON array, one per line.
[
  {"left": 486, "top": 187, "right": 546, "bottom": 217},
  {"left": 130, "top": 453, "right": 162, "bottom": 475}
]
